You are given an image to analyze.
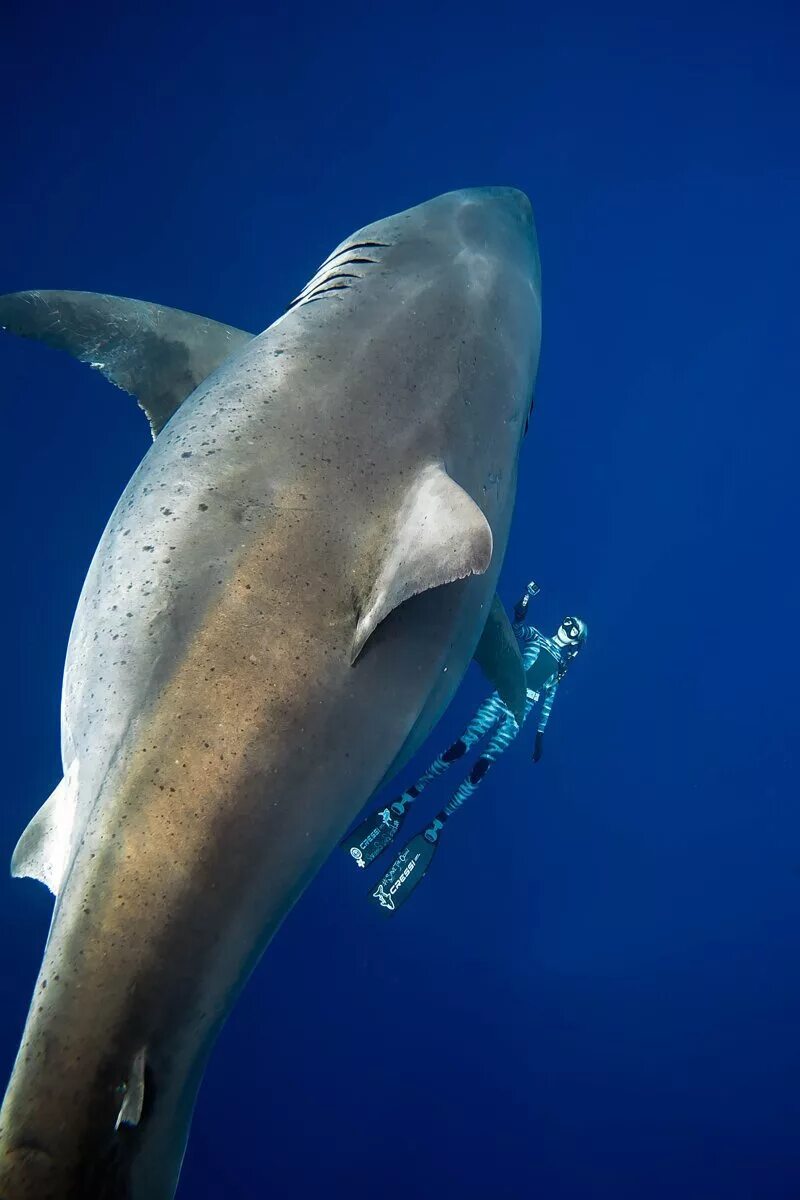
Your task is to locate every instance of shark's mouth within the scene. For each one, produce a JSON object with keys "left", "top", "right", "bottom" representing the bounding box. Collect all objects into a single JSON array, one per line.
[{"left": 286, "top": 241, "right": 391, "bottom": 311}]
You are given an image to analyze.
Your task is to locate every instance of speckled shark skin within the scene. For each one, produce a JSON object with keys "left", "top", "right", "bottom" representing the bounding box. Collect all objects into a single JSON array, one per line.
[{"left": 0, "top": 188, "right": 540, "bottom": 1198}]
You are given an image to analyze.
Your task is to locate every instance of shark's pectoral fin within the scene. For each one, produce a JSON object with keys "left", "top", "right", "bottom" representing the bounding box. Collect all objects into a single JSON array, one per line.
[
  {"left": 0, "top": 290, "right": 254, "bottom": 437},
  {"left": 473, "top": 594, "right": 527, "bottom": 724},
  {"left": 11, "top": 762, "right": 78, "bottom": 896},
  {"left": 352, "top": 463, "right": 493, "bottom": 663}
]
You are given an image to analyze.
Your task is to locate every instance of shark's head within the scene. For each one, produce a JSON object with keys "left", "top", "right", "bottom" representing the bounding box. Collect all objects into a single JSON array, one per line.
[
  {"left": 288, "top": 186, "right": 541, "bottom": 530},
  {"left": 426, "top": 185, "right": 541, "bottom": 443}
]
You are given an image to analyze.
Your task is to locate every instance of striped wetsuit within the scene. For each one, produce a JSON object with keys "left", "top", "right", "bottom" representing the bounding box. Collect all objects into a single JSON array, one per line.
[{"left": 396, "top": 586, "right": 565, "bottom": 819}]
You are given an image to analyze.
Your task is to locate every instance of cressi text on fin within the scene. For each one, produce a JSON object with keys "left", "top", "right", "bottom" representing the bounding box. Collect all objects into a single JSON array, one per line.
[
  {"left": 369, "top": 832, "right": 438, "bottom": 914},
  {"left": 340, "top": 802, "right": 407, "bottom": 869}
]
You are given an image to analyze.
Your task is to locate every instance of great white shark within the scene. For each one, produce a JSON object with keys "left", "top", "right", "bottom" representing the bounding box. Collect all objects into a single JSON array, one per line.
[{"left": 0, "top": 186, "right": 541, "bottom": 1198}]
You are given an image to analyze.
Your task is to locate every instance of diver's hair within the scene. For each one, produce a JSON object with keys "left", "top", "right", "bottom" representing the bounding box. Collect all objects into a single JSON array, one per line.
[{"left": 556, "top": 618, "right": 588, "bottom": 682}]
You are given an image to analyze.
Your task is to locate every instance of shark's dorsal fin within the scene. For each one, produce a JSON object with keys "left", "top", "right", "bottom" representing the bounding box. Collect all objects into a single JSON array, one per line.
[
  {"left": 0, "top": 290, "right": 254, "bottom": 438},
  {"left": 353, "top": 463, "right": 493, "bottom": 663},
  {"left": 473, "top": 594, "right": 527, "bottom": 724},
  {"left": 11, "top": 762, "right": 79, "bottom": 896}
]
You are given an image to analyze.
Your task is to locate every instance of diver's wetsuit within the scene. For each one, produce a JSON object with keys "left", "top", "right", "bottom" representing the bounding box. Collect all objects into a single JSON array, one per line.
[
  {"left": 397, "top": 583, "right": 565, "bottom": 818},
  {"left": 348, "top": 583, "right": 583, "bottom": 910}
]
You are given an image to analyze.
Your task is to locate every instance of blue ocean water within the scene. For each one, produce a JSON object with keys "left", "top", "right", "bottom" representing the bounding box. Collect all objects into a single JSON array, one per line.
[{"left": 1, "top": 2, "right": 798, "bottom": 1197}]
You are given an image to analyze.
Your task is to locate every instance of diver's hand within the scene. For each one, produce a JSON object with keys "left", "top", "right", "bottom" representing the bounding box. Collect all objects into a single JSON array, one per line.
[
  {"left": 514, "top": 581, "right": 541, "bottom": 624},
  {"left": 532, "top": 731, "right": 544, "bottom": 762}
]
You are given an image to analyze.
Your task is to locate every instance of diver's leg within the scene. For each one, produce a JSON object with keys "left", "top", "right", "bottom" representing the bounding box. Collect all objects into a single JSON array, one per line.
[
  {"left": 396, "top": 693, "right": 507, "bottom": 807},
  {"left": 368, "top": 708, "right": 528, "bottom": 910},
  {"left": 343, "top": 694, "right": 508, "bottom": 869},
  {"left": 440, "top": 712, "right": 521, "bottom": 820}
]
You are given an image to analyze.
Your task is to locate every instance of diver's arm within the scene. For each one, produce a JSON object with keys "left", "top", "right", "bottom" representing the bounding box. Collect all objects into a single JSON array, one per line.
[{"left": 512, "top": 580, "right": 540, "bottom": 631}]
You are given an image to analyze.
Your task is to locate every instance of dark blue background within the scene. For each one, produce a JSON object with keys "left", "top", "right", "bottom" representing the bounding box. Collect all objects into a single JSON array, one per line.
[{"left": 2, "top": 2, "right": 798, "bottom": 1196}]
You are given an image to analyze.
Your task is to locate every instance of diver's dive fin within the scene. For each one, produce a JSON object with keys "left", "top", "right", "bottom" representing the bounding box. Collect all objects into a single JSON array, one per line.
[
  {"left": 352, "top": 463, "right": 493, "bottom": 663},
  {"left": 0, "top": 290, "right": 254, "bottom": 437},
  {"left": 11, "top": 763, "right": 79, "bottom": 896},
  {"left": 473, "top": 594, "right": 527, "bottom": 724},
  {"left": 340, "top": 801, "right": 407, "bottom": 869},
  {"left": 369, "top": 830, "right": 439, "bottom": 915}
]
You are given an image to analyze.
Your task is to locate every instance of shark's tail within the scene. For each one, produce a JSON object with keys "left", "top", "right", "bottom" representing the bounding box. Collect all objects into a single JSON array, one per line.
[
  {"left": 0, "top": 1052, "right": 137, "bottom": 1200},
  {"left": 0, "top": 1144, "right": 59, "bottom": 1200},
  {"left": 0, "top": 1047, "right": 197, "bottom": 1200},
  {"left": 0, "top": 972, "right": 203, "bottom": 1200}
]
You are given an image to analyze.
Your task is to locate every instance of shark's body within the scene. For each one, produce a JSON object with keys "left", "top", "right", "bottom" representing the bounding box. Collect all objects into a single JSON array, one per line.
[{"left": 0, "top": 187, "right": 540, "bottom": 1198}]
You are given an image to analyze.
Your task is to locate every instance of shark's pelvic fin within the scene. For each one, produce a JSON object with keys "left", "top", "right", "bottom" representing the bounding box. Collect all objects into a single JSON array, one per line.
[
  {"left": 473, "top": 594, "right": 527, "bottom": 724},
  {"left": 115, "top": 1047, "right": 148, "bottom": 1130},
  {"left": 11, "top": 762, "right": 79, "bottom": 896},
  {"left": 352, "top": 463, "right": 493, "bottom": 663},
  {"left": 0, "top": 290, "right": 254, "bottom": 438}
]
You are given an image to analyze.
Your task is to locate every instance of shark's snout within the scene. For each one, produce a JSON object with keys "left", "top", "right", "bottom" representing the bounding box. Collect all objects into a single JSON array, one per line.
[
  {"left": 458, "top": 185, "right": 532, "bottom": 224},
  {"left": 484, "top": 185, "right": 532, "bottom": 219},
  {"left": 450, "top": 186, "right": 536, "bottom": 258}
]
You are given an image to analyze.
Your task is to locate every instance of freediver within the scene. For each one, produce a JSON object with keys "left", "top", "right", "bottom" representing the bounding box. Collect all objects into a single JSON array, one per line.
[{"left": 341, "top": 582, "right": 588, "bottom": 912}]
